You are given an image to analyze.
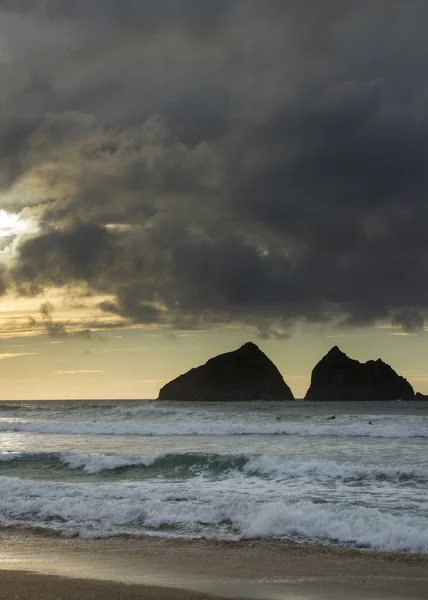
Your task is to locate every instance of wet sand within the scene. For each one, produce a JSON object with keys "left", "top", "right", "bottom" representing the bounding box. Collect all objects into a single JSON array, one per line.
[
  {"left": 0, "top": 531, "right": 427, "bottom": 599},
  {"left": 0, "top": 571, "right": 231, "bottom": 600}
]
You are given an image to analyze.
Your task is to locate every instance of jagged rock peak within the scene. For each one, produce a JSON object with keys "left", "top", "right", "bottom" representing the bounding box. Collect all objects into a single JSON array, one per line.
[
  {"left": 305, "top": 346, "right": 414, "bottom": 402},
  {"left": 236, "top": 342, "right": 265, "bottom": 354},
  {"left": 157, "top": 342, "right": 294, "bottom": 402},
  {"left": 325, "top": 345, "right": 346, "bottom": 356},
  {"left": 322, "top": 346, "right": 350, "bottom": 362}
]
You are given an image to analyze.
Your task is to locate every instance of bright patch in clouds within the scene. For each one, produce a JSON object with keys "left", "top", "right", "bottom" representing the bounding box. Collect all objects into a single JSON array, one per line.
[{"left": 0, "top": 210, "right": 30, "bottom": 238}]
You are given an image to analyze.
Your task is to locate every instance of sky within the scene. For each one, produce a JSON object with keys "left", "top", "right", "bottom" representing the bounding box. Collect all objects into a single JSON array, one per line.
[{"left": 1, "top": 0, "right": 428, "bottom": 400}]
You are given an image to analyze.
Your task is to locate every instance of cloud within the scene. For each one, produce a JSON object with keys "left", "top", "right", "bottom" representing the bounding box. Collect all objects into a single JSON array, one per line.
[
  {"left": 390, "top": 309, "right": 426, "bottom": 333},
  {"left": 16, "top": 224, "right": 116, "bottom": 288},
  {"left": 389, "top": 332, "right": 418, "bottom": 337},
  {"left": 36, "top": 301, "right": 68, "bottom": 337},
  {"left": 0, "top": 265, "right": 9, "bottom": 296},
  {"left": 0, "top": 352, "right": 39, "bottom": 360},
  {"left": 116, "top": 378, "right": 168, "bottom": 385},
  {"left": 0, "top": 0, "right": 234, "bottom": 30},
  {"left": 2, "top": 2, "right": 428, "bottom": 336},
  {"left": 54, "top": 369, "right": 104, "bottom": 375},
  {"left": 0, "top": 378, "right": 41, "bottom": 383},
  {"left": 102, "top": 348, "right": 134, "bottom": 353}
]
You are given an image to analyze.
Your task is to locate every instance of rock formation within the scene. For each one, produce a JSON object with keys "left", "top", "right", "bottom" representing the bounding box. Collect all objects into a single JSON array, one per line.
[
  {"left": 305, "top": 346, "right": 414, "bottom": 401},
  {"left": 157, "top": 342, "right": 294, "bottom": 401}
]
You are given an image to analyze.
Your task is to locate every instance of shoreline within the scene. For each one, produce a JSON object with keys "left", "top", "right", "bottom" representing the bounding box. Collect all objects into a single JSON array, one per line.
[
  {"left": 2, "top": 525, "right": 428, "bottom": 561},
  {"left": 0, "top": 531, "right": 427, "bottom": 599}
]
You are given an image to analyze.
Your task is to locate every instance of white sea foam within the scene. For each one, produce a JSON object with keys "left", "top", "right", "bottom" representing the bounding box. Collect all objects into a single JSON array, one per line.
[
  {"left": 238, "top": 500, "right": 428, "bottom": 552},
  {"left": 0, "top": 419, "right": 426, "bottom": 438},
  {"left": 0, "top": 450, "right": 161, "bottom": 471},
  {"left": 242, "top": 455, "right": 428, "bottom": 482},
  {"left": 0, "top": 475, "right": 426, "bottom": 552},
  {"left": 59, "top": 452, "right": 160, "bottom": 474}
]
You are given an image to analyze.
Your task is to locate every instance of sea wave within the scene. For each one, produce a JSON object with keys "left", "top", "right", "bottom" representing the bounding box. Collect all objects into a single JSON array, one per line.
[
  {"left": 0, "top": 450, "right": 427, "bottom": 483},
  {"left": 0, "top": 475, "right": 426, "bottom": 552},
  {"left": 0, "top": 403, "right": 275, "bottom": 421},
  {"left": 0, "top": 404, "right": 206, "bottom": 419},
  {"left": 0, "top": 419, "right": 427, "bottom": 438}
]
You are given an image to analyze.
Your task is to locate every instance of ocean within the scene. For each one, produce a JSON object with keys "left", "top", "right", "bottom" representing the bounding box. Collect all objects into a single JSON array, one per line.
[{"left": 0, "top": 400, "right": 427, "bottom": 554}]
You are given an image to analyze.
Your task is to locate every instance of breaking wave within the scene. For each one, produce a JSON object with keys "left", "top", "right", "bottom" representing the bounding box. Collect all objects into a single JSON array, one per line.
[
  {"left": 0, "top": 474, "right": 427, "bottom": 553},
  {"left": 0, "top": 450, "right": 427, "bottom": 483}
]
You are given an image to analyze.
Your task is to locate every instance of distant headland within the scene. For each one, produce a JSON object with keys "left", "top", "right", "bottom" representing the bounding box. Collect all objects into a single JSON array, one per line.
[{"left": 157, "top": 343, "right": 420, "bottom": 401}]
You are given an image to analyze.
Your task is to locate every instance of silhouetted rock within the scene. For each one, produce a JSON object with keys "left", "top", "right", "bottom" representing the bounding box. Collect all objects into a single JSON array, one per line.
[
  {"left": 157, "top": 342, "right": 294, "bottom": 401},
  {"left": 415, "top": 392, "right": 428, "bottom": 401},
  {"left": 305, "top": 346, "right": 414, "bottom": 401}
]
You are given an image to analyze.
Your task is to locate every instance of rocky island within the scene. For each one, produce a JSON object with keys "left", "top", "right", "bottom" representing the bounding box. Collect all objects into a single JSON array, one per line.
[
  {"left": 157, "top": 342, "right": 294, "bottom": 401},
  {"left": 305, "top": 346, "right": 414, "bottom": 401}
]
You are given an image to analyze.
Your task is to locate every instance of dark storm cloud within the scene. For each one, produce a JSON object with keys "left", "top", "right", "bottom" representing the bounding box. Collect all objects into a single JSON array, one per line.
[
  {"left": 2, "top": 1, "right": 428, "bottom": 335},
  {"left": 15, "top": 223, "right": 115, "bottom": 287},
  {"left": 391, "top": 310, "right": 426, "bottom": 334},
  {"left": 0, "top": 0, "right": 235, "bottom": 30},
  {"left": 0, "top": 265, "right": 9, "bottom": 296},
  {"left": 99, "top": 289, "right": 163, "bottom": 324}
]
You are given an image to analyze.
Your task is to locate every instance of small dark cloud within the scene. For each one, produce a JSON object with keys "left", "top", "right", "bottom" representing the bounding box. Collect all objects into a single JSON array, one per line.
[
  {"left": 99, "top": 300, "right": 120, "bottom": 315},
  {"left": 40, "top": 300, "right": 53, "bottom": 319},
  {"left": 45, "top": 319, "right": 67, "bottom": 337},
  {"left": 38, "top": 301, "right": 68, "bottom": 337},
  {"left": 100, "top": 287, "right": 162, "bottom": 324},
  {"left": 77, "top": 328, "right": 92, "bottom": 339},
  {"left": 391, "top": 310, "right": 426, "bottom": 333}
]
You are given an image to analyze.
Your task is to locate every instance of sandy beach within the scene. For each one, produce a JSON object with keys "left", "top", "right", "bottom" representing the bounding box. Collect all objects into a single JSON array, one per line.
[{"left": 0, "top": 531, "right": 427, "bottom": 600}]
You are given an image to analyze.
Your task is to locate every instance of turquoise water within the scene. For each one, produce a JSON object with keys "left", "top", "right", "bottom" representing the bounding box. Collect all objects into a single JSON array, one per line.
[{"left": 0, "top": 400, "right": 427, "bottom": 552}]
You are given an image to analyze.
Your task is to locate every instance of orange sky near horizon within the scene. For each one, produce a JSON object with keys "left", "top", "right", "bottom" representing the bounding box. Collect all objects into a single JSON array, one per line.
[{"left": 1, "top": 316, "right": 427, "bottom": 401}]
